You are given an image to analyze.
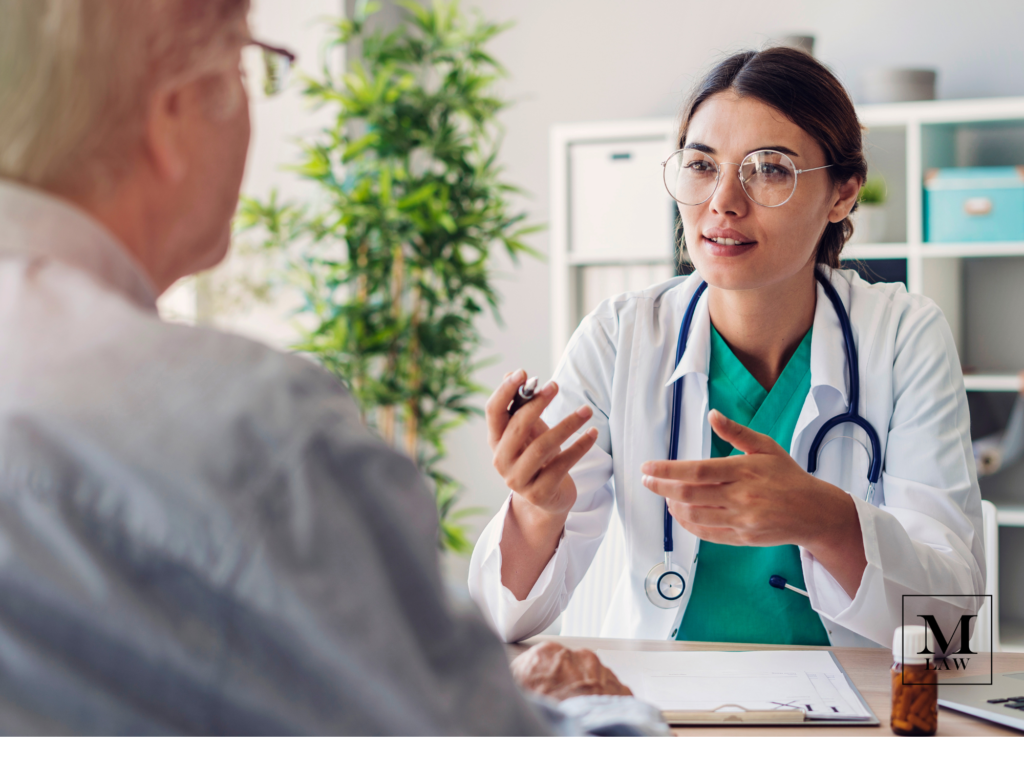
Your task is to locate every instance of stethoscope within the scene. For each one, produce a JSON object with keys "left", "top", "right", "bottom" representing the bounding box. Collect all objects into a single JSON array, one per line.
[{"left": 645, "top": 270, "right": 883, "bottom": 609}]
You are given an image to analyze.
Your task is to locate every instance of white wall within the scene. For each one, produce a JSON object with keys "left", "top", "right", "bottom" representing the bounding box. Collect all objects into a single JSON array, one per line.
[
  {"left": 161, "top": 0, "right": 1024, "bottom": 592},
  {"left": 439, "top": 0, "right": 1024, "bottom": 588}
]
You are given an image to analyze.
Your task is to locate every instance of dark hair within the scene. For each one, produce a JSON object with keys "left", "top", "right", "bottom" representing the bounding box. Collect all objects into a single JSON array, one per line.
[{"left": 678, "top": 47, "right": 866, "bottom": 268}]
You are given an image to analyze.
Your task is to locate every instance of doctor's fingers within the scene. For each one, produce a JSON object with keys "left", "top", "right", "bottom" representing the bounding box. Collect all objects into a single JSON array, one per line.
[
  {"left": 484, "top": 370, "right": 542, "bottom": 449},
  {"left": 492, "top": 393, "right": 571, "bottom": 477},
  {"left": 517, "top": 428, "right": 598, "bottom": 498},
  {"left": 512, "top": 407, "right": 594, "bottom": 474},
  {"left": 666, "top": 497, "right": 742, "bottom": 529},
  {"left": 667, "top": 496, "right": 736, "bottom": 525},
  {"left": 641, "top": 456, "right": 748, "bottom": 484},
  {"left": 674, "top": 516, "right": 746, "bottom": 547},
  {"left": 641, "top": 474, "right": 736, "bottom": 506},
  {"left": 490, "top": 381, "right": 558, "bottom": 454},
  {"left": 669, "top": 500, "right": 788, "bottom": 546}
]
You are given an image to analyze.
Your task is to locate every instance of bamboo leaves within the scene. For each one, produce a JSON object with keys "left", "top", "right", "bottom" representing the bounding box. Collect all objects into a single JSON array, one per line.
[{"left": 239, "top": 1, "right": 538, "bottom": 552}]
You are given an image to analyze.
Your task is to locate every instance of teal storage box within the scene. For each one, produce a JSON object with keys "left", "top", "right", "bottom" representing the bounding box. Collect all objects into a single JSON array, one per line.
[{"left": 924, "top": 166, "right": 1024, "bottom": 242}]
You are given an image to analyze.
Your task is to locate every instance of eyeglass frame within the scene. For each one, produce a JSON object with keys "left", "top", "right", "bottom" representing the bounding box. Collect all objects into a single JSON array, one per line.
[
  {"left": 661, "top": 147, "right": 833, "bottom": 209},
  {"left": 244, "top": 38, "right": 297, "bottom": 97}
]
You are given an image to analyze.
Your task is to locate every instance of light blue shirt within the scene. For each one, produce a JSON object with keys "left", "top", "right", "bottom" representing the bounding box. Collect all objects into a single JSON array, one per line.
[{"left": 0, "top": 180, "right": 665, "bottom": 736}]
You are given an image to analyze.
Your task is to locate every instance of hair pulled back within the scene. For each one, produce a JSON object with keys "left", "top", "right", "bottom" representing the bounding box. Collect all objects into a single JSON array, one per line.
[{"left": 678, "top": 47, "right": 867, "bottom": 268}]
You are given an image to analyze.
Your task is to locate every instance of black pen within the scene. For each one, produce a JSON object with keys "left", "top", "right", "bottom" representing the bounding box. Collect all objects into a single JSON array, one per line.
[{"left": 507, "top": 376, "right": 540, "bottom": 416}]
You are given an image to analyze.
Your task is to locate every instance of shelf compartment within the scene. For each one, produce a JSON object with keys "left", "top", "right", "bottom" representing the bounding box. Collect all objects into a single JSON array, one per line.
[
  {"left": 575, "top": 262, "right": 676, "bottom": 320},
  {"left": 996, "top": 507, "right": 1024, "bottom": 527},
  {"left": 857, "top": 96, "right": 1024, "bottom": 127},
  {"left": 567, "top": 252, "right": 677, "bottom": 267},
  {"left": 843, "top": 243, "right": 909, "bottom": 259},
  {"left": 922, "top": 242, "right": 1024, "bottom": 258},
  {"left": 964, "top": 373, "right": 1022, "bottom": 392}
]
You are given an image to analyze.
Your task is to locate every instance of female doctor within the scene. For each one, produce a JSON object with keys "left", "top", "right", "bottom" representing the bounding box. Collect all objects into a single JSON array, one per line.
[{"left": 468, "top": 47, "right": 985, "bottom": 647}]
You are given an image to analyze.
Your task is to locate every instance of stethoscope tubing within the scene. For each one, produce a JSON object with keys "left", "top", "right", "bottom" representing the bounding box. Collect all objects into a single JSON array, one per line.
[
  {"left": 805, "top": 273, "right": 882, "bottom": 485},
  {"left": 665, "top": 280, "right": 708, "bottom": 554},
  {"left": 662, "top": 270, "right": 881, "bottom": 558}
]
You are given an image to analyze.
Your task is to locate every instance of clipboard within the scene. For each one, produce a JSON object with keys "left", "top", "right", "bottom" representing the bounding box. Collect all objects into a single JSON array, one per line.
[
  {"left": 665, "top": 652, "right": 880, "bottom": 727},
  {"left": 663, "top": 704, "right": 807, "bottom": 724}
]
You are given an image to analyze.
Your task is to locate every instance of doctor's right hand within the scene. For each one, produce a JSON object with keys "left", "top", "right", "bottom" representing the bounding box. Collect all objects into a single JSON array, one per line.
[{"left": 486, "top": 369, "right": 598, "bottom": 519}]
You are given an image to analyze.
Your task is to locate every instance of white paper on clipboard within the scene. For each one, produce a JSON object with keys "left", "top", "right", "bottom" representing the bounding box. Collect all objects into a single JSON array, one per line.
[{"left": 594, "top": 649, "right": 873, "bottom": 721}]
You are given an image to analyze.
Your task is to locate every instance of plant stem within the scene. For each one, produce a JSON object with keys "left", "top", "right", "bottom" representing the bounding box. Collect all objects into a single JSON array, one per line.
[
  {"left": 379, "top": 404, "right": 395, "bottom": 447},
  {"left": 405, "top": 279, "right": 423, "bottom": 461}
]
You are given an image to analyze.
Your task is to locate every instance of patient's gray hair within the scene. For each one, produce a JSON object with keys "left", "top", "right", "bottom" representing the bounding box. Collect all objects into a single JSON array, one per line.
[{"left": 0, "top": 0, "right": 250, "bottom": 196}]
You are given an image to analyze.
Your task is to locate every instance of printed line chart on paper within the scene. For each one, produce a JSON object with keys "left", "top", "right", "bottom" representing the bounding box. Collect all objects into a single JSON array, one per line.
[{"left": 594, "top": 650, "right": 873, "bottom": 720}]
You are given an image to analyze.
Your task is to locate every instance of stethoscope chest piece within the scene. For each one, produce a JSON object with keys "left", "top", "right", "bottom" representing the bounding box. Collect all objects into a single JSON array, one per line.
[{"left": 645, "top": 561, "right": 685, "bottom": 609}]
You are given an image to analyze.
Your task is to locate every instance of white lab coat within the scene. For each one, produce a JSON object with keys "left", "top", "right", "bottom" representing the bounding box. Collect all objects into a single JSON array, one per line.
[{"left": 469, "top": 269, "right": 986, "bottom": 647}]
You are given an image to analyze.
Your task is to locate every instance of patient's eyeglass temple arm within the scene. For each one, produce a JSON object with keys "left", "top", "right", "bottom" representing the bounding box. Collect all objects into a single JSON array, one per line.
[
  {"left": 250, "top": 40, "right": 297, "bottom": 64},
  {"left": 246, "top": 39, "right": 297, "bottom": 96}
]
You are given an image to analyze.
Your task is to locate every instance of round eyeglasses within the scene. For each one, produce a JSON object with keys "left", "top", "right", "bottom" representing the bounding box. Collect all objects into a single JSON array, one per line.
[{"left": 662, "top": 148, "right": 832, "bottom": 208}]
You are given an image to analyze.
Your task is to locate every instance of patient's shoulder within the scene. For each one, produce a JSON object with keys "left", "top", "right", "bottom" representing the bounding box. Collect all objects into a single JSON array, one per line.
[{"left": 159, "top": 320, "right": 367, "bottom": 450}]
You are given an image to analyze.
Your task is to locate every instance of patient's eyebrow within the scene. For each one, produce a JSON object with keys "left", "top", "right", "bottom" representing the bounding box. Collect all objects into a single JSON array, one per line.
[{"left": 682, "top": 142, "right": 801, "bottom": 158}]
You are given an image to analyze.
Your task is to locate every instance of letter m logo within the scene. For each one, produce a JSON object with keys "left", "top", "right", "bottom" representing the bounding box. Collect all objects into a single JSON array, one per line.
[{"left": 917, "top": 614, "right": 977, "bottom": 656}]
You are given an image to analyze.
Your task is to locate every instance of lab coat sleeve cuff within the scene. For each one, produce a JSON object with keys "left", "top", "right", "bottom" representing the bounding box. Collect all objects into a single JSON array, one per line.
[
  {"left": 801, "top": 493, "right": 885, "bottom": 629},
  {"left": 468, "top": 494, "right": 571, "bottom": 643}
]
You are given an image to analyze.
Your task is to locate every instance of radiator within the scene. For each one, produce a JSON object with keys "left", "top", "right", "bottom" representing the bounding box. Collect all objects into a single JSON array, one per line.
[{"left": 560, "top": 512, "right": 627, "bottom": 637}]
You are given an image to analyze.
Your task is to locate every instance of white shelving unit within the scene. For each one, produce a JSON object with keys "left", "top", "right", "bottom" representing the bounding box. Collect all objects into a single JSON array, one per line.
[
  {"left": 966, "top": 374, "right": 1023, "bottom": 392},
  {"left": 844, "top": 243, "right": 910, "bottom": 259},
  {"left": 999, "top": 508, "right": 1024, "bottom": 527},
  {"left": 551, "top": 95, "right": 1024, "bottom": 642}
]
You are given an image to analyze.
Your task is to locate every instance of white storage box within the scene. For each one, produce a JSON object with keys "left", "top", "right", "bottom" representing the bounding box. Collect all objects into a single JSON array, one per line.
[{"left": 568, "top": 138, "right": 675, "bottom": 262}]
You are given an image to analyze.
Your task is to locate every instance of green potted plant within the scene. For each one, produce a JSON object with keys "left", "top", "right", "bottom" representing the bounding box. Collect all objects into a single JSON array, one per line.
[
  {"left": 851, "top": 175, "right": 888, "bottom": 244},
  {"left": 236, "top": 0, "right": 540, "bottom": 552}
]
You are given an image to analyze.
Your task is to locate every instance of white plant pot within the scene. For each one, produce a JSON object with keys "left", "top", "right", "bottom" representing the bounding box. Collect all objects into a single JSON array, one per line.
[{"left": 849, "top": 205, "right": 888, "bottom": 244}]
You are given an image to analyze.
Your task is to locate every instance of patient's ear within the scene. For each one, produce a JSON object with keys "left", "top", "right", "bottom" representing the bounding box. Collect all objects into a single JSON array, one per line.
[
  {"left": 142, "top": 85, "right": 189, "bottom": 183},
  {"left": 829, "top": 176, "right": 862, "bottom": 223}
]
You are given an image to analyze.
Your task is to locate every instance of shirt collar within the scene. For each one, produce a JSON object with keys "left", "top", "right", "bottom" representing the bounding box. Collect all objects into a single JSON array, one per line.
[
  {"left": 0, "top": 179, "right": 157, "bottom": 310},
  {"left": 663, "top": 268, "right": 851, "bottom": 407}
]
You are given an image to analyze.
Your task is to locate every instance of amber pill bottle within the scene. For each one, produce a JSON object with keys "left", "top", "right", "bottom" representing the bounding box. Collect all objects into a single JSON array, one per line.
[{"left": 891, "top": 625, "right": 938, "bottom": 736}]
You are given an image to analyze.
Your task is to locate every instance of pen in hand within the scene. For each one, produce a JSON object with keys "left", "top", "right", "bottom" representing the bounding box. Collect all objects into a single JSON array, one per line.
[{"left": 507, "top": 376, "right": 540, "bottom": 416}]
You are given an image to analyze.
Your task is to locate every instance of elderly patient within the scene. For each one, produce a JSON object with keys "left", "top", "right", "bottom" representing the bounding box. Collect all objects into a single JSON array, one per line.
[{"left": 0, "top": 0, "right": 665, "bottom": 735}]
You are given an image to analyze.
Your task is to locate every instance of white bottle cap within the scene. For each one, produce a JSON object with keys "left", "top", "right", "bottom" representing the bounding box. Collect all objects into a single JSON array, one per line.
[{"left": 892, "top": 624, "right": 935, "bottom": 664}]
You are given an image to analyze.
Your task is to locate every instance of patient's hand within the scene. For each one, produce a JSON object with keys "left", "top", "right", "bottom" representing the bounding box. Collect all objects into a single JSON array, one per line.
[{"left": 510, "top": 641, "right": 633, "bottom": 701}]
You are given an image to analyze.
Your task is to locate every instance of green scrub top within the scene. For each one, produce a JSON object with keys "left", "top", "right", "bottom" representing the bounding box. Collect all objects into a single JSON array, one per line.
[{"left": 676, "top": 325, "right": 830, "bottom": 646}]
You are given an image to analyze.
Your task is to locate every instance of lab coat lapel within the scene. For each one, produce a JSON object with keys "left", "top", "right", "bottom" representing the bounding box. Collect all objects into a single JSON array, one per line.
[
  {"left": 662, "top": 279, "right": 712, "bottom": 465},
  {"left": 619, "top": 274, "right": 709, "bottom": 640},
  {"left": 661, "top": 278, "right": 711, "bottom": 637},
  {"left": 664, "top": 288, "right": 711, "bottom": 392}
]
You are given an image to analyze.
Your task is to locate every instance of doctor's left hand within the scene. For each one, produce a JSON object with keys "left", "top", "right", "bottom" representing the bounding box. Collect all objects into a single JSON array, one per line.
[{"left": 640, "top": 410, "right": 864, "bottom": 562}]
